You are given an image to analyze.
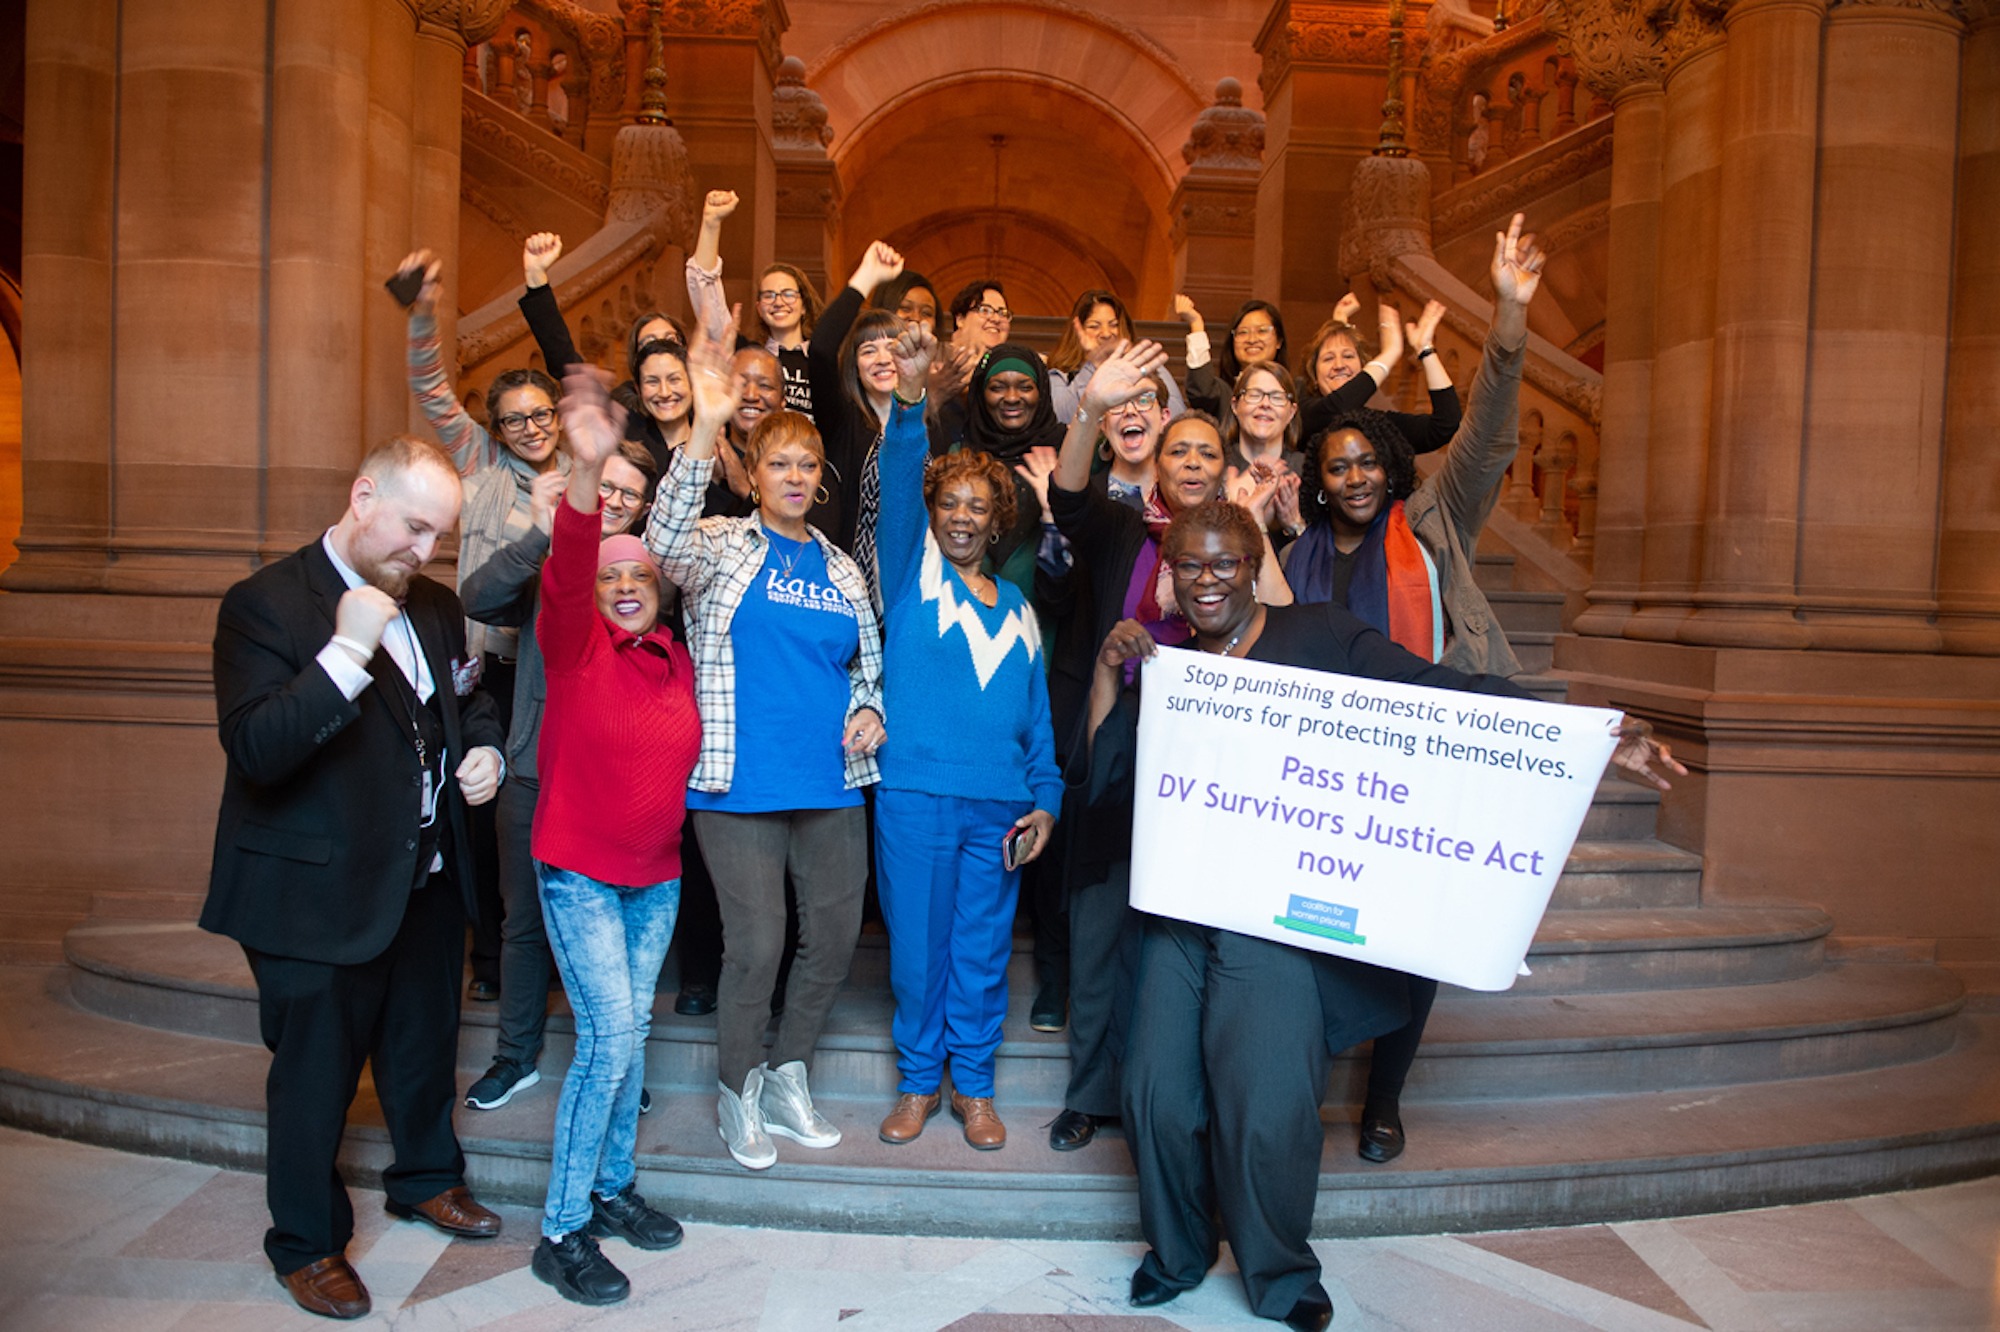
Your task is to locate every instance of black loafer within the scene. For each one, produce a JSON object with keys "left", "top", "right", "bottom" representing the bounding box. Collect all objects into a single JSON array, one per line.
[
  {"left": 1357, "top": 1105, "right": 1405, "bottom": 1164},
  {"left": 673, "top": 983, "right": 716, "bottom": 1017},
  {"left": 1284, "top": 1284, "right": 1335, "bottom": 1330},
  {"left": 1029, "top": 977, "right": 1067, "bottom": 1032},
  {"left": 1129, "top": 1264, "right": 1180, "bottom": 1308},
  {"left": 466, "top": 979, "right": 499, "bottom": 1003},
  {"left": 1047, "top": 1107, "right": 1102, "bottom": 1152}
]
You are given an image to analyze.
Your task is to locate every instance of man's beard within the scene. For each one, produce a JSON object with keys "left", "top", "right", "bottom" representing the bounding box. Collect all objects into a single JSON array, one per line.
[{"left": 365, "top": 562, "right": 414, "bottom": 599}]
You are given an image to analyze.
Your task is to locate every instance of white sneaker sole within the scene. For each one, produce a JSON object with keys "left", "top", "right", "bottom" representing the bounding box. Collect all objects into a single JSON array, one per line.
[
  {"left": 465, "top": 1068, "right": 540, "bottom": 1111},
  {"left": 763, "top": 1121, "right": 842, "bottom": 1149},
  {"left": 718, "top": 1125, "right": 777, "bottom": 1170}
]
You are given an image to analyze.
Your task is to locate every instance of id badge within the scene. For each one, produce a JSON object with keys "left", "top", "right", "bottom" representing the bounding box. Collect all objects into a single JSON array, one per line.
[{"left": 421, "top": 767, "right": 437, "bottom": 822}]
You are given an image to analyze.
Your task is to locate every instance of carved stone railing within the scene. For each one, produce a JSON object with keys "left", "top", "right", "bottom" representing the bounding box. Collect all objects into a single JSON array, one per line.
[
  {"left": 1413, "top": 7, "right": 1603, "bottom": 186},
  {"left": 466, "top": 1, "right": 628, "bottom": 160}
]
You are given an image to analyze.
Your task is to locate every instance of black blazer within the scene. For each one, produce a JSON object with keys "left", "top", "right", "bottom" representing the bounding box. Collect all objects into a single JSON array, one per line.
[{"left": 200, "top": 540, "right": 503, "bottom": 966}]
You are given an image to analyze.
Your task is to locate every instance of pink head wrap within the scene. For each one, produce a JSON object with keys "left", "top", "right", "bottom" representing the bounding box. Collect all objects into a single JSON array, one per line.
[{"left": 597, "top": 534, "right": 658, "bottom": 576}]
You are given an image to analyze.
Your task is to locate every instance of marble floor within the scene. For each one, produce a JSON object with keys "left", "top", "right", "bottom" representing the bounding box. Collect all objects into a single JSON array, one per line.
[{"left": 0, "top": 1126, "right": 1993, "bottom": 1331}]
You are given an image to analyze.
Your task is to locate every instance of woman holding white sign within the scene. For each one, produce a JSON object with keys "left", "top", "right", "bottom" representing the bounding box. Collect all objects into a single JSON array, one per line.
[
  {"left": 1281, "top": 212, "right": 1544, "bottom": 1167},
  {"left": 1095, "top": 496, "right": 1683, "bottom": 1329}
]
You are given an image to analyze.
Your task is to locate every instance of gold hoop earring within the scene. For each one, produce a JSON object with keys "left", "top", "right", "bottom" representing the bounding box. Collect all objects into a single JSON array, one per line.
[
  {"left": 1096, "top": 439, "right": 1112, "bottom": 463},
  {"left": 749, "top": 487, "right": 760, "bottom": 506},
  {"left": 988, "top": 531, "right": 1000, "bottom": 545},
  {"left": 816, "top": 484, "right": 830, "bottom": 506}
]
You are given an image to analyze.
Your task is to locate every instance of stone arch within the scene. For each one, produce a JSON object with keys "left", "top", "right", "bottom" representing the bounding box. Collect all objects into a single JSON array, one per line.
[
  {"left": 808, "top": 0, "right": 1209, "bottom": 198},
  {"left": 828, "top": 72, "right": 1183, "bottom": 317}
]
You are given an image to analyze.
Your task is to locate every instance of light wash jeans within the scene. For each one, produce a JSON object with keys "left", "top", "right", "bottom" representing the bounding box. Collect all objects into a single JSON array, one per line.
[{"left": 535, "top": 862, "right": 681, "bottom": 1239}]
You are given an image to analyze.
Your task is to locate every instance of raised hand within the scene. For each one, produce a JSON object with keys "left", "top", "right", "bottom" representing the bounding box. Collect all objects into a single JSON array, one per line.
[
  {"left": 556, "top": 364, "right": 627, "bottom": 469},
  {"left": 928, "top": 342, "right": 976, "bottom": 400},
  {"left": 850, "top": 240, "right": 904, "bottom": 295},
  {"left": 1492, "top": 212, "right": 1546, "bottom": 310},
  {"left": 1407, "top": 299, "right": 1446, "bottom": 352},
  {"left": 522, "top": 232, "right": 563, "bottom": 289},
  {"left": 889, "top": 321, "right": 935, "bottom": 402},
  {"left": 1376, "top": 300, "right": 1406, "bottom": 369},
  {"left": 701, "top": 189, "right": 740, "bottom": 226},
  {"left": 1333, "top": 293, "right": 1362, "bottom": 326},
  {"left": 334, "top": 585, "right": 402, "bottom": 656},
  {"left": 1608, "top": 716, "right": 1687, "bottom": 792},
  {"left": 1080, "top": 339, "right": 1170, "bottom": 415},
  {"left": 1014, "top": 445, "right": 1060, "bottom": 522},
  {"left": 686, "top": 320, "right": 744, "bottom": 429},
  {"left": 1274, "top": 470, "right": 1303, "bottom": 531},
  {"left": 393, "top": 249, "right": 443, "bottom": 317},
  {"left": 527, "top": 468, "right": 567, "bottom": 533},
  {"left": 1172, "top": 293, "right": 1205, "bottom": 333}
]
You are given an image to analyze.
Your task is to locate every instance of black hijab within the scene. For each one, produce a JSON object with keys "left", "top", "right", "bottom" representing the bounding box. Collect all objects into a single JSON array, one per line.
[{"left": 966, "top": 342, "right": 1064, "bottom": 462}]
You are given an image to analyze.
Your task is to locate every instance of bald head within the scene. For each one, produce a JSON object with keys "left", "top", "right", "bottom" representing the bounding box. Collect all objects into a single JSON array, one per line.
[{"left": 333, "top": 435, "right": 463, "bottom": 596}]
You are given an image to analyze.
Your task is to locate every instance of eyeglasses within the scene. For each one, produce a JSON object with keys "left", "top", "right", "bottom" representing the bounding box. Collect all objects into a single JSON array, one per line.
[
  {"left": 975, "top": 303, "right": 1013, "bottom": 321},
  {"left": 1111, "top": 392, "right": 1161, "bottom": 412},
  {"left": 1235, "top": 388, "right": 1292, "bottom": 407},
  {"left": 599, "top": 481, "right": 646, "bottom": 507},
  {"left": 1170, "top": 555, "right": 1247, "bottom": 583},
  {"left": 495, "top": 406, "right": 557, "bottom": 433},
  {"left": 757, "top": 289, "right": 802, "bottom": 306},
  {"left": 1233, "top": 324, "right": 1277, "bottom": 339}
]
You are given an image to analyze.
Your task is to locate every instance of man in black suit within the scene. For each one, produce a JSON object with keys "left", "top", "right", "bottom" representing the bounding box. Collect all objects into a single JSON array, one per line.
[{"left": 201, "top": 435, "right": 509, "bottom": 1320}]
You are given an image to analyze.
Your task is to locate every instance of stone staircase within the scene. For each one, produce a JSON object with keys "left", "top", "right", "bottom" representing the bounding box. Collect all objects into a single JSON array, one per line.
[{"left": 0, "top": 540, "right": 1995, "bottom": 1238}]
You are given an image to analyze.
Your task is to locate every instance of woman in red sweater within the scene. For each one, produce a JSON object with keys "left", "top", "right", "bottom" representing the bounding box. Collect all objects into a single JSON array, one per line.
[{"left": 526, "top": 366, "right": 703, "bottom": 1307}]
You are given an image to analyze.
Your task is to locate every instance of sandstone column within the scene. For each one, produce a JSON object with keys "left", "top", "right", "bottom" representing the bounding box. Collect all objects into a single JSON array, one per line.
[
  {"left": 1623, "top": 10, "right": 1727, "bottom": 642},
  {"left": 1549, "top": 0, "right": 1667, "bottom": 638},
  {"left": 1793, "top": 0, "right": 1963, "bottom": 651},
  {"left": 1678, "top": 0, "right": 1825, "bottom": 648},
  {"left": 1938, "top": 0, "right": 2000, "bottom": 654},
  {"left": 1172, "top": 79, "right": 1266, "bottom": 320},
  {"left": 769, "top": 55, "right": 840, "bottom": 298}
]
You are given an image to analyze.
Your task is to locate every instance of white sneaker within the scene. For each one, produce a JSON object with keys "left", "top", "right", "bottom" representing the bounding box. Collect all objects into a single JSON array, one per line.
[
  {"left": 759, "top": 1059, "right": 842, "bottom": 1149},
  {"left": 717, "top": 1067, "right": 777, "bottom": 1170}
]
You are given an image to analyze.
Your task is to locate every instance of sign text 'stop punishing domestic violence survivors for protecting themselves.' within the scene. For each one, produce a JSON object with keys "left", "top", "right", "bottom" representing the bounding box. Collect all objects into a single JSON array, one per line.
[{"left": 1130, "top": 647, "right": 1619, "bottom": 991}]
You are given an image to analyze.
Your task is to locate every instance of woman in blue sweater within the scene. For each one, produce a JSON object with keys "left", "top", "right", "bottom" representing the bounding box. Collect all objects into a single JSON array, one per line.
[{"left": 871, "top": 323, "right": 1064, "bottom": 1152}]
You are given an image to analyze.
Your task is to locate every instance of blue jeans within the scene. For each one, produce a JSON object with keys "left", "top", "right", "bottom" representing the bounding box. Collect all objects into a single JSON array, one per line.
[{"left": 536, "top": 863, "right": 681, "bottom": 1239}]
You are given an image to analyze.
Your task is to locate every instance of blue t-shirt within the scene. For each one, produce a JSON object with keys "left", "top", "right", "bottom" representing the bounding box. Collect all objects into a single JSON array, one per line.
[{"left": 688, "top": 529, "right": 862, "bottom": 813}]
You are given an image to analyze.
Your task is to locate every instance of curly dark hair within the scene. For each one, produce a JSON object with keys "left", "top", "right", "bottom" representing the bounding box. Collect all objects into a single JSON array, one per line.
[
  {"left": 1298, "top": 408, "right": 1416, "bottom": 526},
  {"left": 1162, "top": 497, "right": 1266, "bottom": 564},
  {"left": 923, "top": 449, "right": 1019, "bottom": 536}
]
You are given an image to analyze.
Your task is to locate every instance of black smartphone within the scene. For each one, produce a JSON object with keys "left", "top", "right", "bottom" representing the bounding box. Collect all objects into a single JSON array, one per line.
[
  {"left": 384, "top": 267, "right": 425, "bottom": 308},
  {"left": 1002, "top": 824, "right": 1037, "bottom": 872}
]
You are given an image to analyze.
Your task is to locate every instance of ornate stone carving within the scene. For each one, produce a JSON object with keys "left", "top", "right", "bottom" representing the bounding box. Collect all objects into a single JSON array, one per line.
[
  {"left": 1180, "top": 79, "right": 1265, "bottom": 171},
  {"left": 1169, "top": 196, "right": 1258, "bottom": 246},
  {"left": 608, "top": 122, "right": 698, "bottom": 244},
  {"left": 663, "top": 0, "right": 787, "bottom": 71},
  {"left": 462, "top": 98, "right": 612, "bottom": 213},
  {"left": 1537, "top": 198, "right": 1611, "bottom": 255},
  {"left": 771, "top": 56, "right": 834, "bottom": 152},
  {"left": 525, "top": 0, "right": 628, "bottom": 122},
  {"left": 1339, "top": 154, "right": 1435, "bottom": 280},
  {"left": 1655, "top": 0, "right": 1731, "bottom": 66},
  {"left": 1409, "top": 13, "right": 1550, "bottom": 155},
  {"left": 1262, "top": 1, "right": 1436, "bottom": 99},
  {"left": 409, "top": 0, "right": 513, "bottom": 45},
  {"left": 1431, "top": 117, "right": 1613, "bottom": 235},
  {"left": 1543, "top": 0, "right": 1668, "bottom": 101},
  {"left": 461, "top": 178, "right": 529, "bottom": 238}
]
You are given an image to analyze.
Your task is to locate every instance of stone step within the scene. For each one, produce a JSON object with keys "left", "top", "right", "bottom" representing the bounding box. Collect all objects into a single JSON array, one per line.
[
  {"left": 1485, "top": 588, "right": 1564, "bottom": 636},
  {"left": 2, "top": 962, "right": 1994, "bottom": 1238},
  {"left": 1579, "top": 779, "right": 1661, "bottom": 841},
  {"left": 64, "top": 923, "right": 1953, "bottom": 1105},
  {"left": 1519, "top": 905, "right": 1830, "bottom": 993},
  {"left": 91, "top": 889, "right": 205, "bottom": 921},
  {"left": 1549, "top": 838, "right": 1700, "bottom": 909},
  {"left": 1507, "top": 630, "right": 1555, "bottom": 674},
  {"left": 1511, "top": 672, "right": 1567, "bottom": 705},
  {"left": 1473, "top": 550, "right": 1517, "bottom": 596}
]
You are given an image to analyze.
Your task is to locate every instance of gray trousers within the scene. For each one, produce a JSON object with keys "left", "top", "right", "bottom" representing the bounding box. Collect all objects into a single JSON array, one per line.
[
  {"left": 693, "top": 806, "right": 868, "bottom": 1088},
  {"left": 493, "top": 777, "right": 553, "bottom": 1069},
  {"left": 1122, "top": 916, "right": 1332, "bottom": 1320},
  {"left": 1062, "top": 861, "right": 1141, "bottom": 1116}
]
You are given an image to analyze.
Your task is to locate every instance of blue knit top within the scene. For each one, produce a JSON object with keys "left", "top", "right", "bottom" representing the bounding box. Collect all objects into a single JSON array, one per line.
[{"left": 875, "top": 400, "right": 1064, "bottom": 815}]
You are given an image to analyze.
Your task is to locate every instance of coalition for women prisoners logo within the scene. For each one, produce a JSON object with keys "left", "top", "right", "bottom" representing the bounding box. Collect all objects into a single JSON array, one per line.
[{"left": 1276, "top": 894, "right": 1366, "bottom": 945}]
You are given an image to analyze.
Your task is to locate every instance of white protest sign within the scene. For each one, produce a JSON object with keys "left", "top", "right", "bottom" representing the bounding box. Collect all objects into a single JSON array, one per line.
[{"left": 1130, "top": 646, "right": 1620, "bottom": 991}]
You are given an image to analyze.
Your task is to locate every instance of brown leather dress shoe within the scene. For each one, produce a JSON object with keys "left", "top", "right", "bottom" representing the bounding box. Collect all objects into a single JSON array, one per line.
[
  {"left": 280, "top": 1253, "right": 371, "bottom": 1320},
  {"left": 878, "top": 1091, "right": 942, "bottom": 1144},
  {"left": 950, "top": 1092, "right": 1006, "bottom": 1150},
  {"left": 385, "top": 1184, "right": 503, "bottom": 1238}
]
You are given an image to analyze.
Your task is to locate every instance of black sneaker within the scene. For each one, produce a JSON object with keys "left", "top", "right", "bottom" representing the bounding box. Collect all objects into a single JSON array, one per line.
[
  {"left": 588, "top": 1184, "right": 683, "bottom": 1250},
  {"left": 464, "top": 1059, "right": 539, "bottom": 1111},
  {"left": 531, "top": 1232, "right": 629, "bottom": 1305},
  {"left": 673, "top": 981, "right": 717, "bottom": 1016},
  {"left": 639, "top": 1087, "right": 653, "bottom": 1116}
]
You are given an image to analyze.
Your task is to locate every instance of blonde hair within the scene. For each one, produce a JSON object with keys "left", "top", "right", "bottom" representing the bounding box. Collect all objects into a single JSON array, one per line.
[{"left": 744, "top": 410, "right": 825, "bottom": 469}]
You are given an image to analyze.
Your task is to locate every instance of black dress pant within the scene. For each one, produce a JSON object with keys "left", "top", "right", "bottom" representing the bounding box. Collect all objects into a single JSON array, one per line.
[
  {"left": 245, "top": 872, "right": 468, "bottom": 1274},
  {"left": 1061, "top": 860, "right": 1140, "bottom": 1116},
  {"left": 1122, "top": 916, "right": 1332, "bottom": 1320}
]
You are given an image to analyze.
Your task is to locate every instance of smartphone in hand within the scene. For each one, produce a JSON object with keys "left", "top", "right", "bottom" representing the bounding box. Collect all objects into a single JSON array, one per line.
[
  {"left": 1002, "top": 824, "right": 1037, "bottom": 872},
  {"left": 384, "top": 267, "right": 425, "bottom": 307}
]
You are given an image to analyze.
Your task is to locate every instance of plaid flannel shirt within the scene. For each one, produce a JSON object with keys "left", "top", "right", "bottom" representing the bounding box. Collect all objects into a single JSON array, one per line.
[{"left": 644, "top": 449, "right": 883, "bottom": 794}]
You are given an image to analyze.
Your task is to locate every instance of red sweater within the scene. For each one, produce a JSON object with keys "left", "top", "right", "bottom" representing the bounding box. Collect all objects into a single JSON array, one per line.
[{"left": 532, "top": 501, "right": 702, "bottom": 886}]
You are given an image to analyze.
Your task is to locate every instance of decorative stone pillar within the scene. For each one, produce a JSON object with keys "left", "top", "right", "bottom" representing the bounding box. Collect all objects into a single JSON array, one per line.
[
  {"left": 1171, "top": 78, "right": 1266, "bottom": 319},
  {"left": 1623, "top": 2, "right": 1728, "bottom": 642},
  {"left": 769, "top": 55, "right": 840, "bottom": 299},
  {"left": 654, "top": 0, "right": 788, "bottom": 305},
  {"left": 1550, "top": 0, "right": 1667, "bottom": 637},
  {"left": 0, "top": 0, "right": 503, "bottom": 902},
  {"left": 1252, "top": 0, "right": 1429, "bottom": 310},
  {"left": 1938, "top": 0, "right": 2000, "bottom": 654},
  {"left": 1792, "top": 0, "right": 1963, "bottom": 651},
  {"left": 1678, "top": 0, "right": 1825, "bottom": 649}
]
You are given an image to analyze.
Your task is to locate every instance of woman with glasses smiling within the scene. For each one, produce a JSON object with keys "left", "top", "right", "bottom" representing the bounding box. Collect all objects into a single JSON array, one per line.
[
  {"left": 686, "top": 189, "right": 824, "bottom": 421},
  {"left": 1182, "top": 298, "right": 1289, "bottom": 418}
]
